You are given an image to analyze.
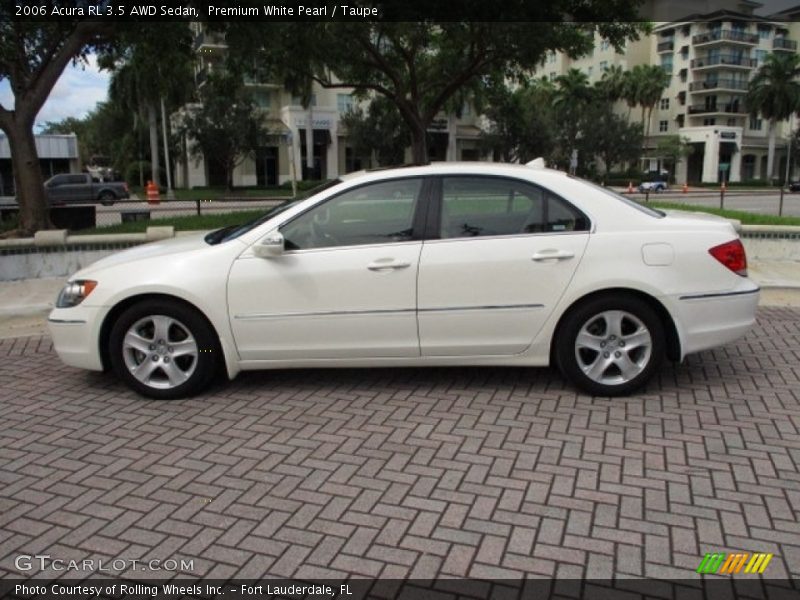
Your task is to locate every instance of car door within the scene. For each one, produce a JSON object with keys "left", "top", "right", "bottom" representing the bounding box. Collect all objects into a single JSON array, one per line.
[
  {"left": 227, "top": 177, "right": 429, "bottom": 361},
  {"left": 417, "top": 175, "right": 590, "bottom": 356},
  {"left": 45, "top": 175, "right": 70, "bottom": 203}
]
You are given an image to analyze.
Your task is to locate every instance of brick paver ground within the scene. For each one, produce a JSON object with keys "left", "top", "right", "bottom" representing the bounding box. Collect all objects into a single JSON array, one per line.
[{"left": 0, "top": 307, "right": 799, "bottom": 581}]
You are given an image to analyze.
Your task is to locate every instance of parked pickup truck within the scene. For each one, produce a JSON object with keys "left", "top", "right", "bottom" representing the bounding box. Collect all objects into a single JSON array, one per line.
[{"left": 45, "top": 173, "right": 129, "bottom": 205}]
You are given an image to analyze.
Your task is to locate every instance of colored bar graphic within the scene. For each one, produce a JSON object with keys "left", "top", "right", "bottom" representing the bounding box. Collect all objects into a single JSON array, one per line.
[{"left": 698, "top": 552, "right": 773, "bottom": 574}]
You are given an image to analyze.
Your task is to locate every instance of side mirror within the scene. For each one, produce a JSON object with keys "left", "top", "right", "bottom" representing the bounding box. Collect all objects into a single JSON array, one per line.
[{"left": 253, "top": 232, "right": 285, "bottom": 258}]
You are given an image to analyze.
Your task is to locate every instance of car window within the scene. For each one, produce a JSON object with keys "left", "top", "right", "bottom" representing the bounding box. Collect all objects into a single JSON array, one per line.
[
  {"left": 439, "top": 177, "right": 588, "bottom": 239},
  {"left": 281, "top": 178, "right": 423, "bottom": 250}
]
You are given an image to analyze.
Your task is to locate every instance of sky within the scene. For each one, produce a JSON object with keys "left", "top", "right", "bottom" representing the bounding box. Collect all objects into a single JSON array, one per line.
[
  {"left": 0, "top": 2, "right": 798, "bottom": 132},
  {"left": 0, "top": 53, "right": 110, "bottom": 133}
]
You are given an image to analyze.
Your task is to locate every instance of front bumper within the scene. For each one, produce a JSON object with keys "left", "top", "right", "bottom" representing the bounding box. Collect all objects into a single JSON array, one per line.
[
  {"left": 671, "top": 286, "right": 760, "bottom": 357},
  {"left": 47, "top": 305, "right": 106, "bottom": 371}
]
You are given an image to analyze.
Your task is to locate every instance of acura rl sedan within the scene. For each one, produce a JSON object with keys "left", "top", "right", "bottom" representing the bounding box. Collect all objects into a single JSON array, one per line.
[{"left": 48, "top": 162, "right": 759, "bottom": 399}]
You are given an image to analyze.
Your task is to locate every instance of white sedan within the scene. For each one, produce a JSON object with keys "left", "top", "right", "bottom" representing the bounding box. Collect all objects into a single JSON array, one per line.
[{"left": 48, "top": 162, "right": 759, "bottom": 399}]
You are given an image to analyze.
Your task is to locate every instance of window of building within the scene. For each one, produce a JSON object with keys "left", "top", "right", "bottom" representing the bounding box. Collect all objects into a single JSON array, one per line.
[
  {"left": 253, "top": 90, "right": 270, "bottom": 109},
  {"left": 599, "top": 60, "right": 608, "bottom": 72},
  {"left": 292, "top": 94, "right": 317, "bottom": 107},
  {"left": 336, "top": 93, "right": 354, "bottom": 114},
  {"left": 749, "top": 117, "right": 763, "bottom": 131},
  {"left": 703, "top": 118, "right": 716, "bottom": 126},
  {"left": 659, "top": 120, "right": 669, "bottom": 132},
  {"left": 600, "top": 39, "right": 610, "bottom": 51},
  {"left": 758, "top": 25, "right": 771, "bottom": 39},
  {"left": 587, "top": 66, "right": 593, "bottom": 77},
  {"left": 549, "top": 72, "right": 557, "bottom": 81},
  {"left": 660, "top": 55, "right": 673, "bottom": 73},
  {"left": 754, "top": 49, "right": 768, "bottom": 66},
  {"left": 547, "top": 51, "right": 557, "bottom": 64},
  {"left": 660, "top": 98, "right": 670, "bottom": 110}
]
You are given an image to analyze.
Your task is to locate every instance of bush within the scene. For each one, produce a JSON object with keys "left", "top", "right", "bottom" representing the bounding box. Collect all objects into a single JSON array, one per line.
[{"left": 125, "top": 161, "right": 165, "bottom": 187}]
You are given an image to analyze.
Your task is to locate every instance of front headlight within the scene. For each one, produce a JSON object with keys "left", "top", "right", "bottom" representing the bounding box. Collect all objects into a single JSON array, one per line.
[{"left": 56, "top": 280, "right": 98, "bottom": 308}]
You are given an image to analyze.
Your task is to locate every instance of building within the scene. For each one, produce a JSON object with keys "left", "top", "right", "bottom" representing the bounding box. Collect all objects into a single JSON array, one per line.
[
  {"left": 538, "top": 1, "right": 800, "bottom": 184},
  {"left": 175, "top": 25, "right": 486, "bottom": 188},
  {"left": 0, "top": 133, "right": 80, "bottom": 197}
]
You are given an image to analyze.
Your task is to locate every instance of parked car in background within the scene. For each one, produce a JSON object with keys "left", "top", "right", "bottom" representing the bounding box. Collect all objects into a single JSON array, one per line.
[
  {"left": 638, "top": 179, "right": 668, "bottom": 193},
  {"left": 788, "top": 181, "right": 800, "bottom": 192},
  {"left": 45, "top": 173, "right": 129, "bottom": 206},
  {"left": 48, "top": 162, "right": 759, "bottom": 400}
]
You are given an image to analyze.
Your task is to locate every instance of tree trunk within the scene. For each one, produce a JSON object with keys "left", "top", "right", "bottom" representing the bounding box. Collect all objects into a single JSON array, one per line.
[
  {"left": 409, "top": 122, "right": 428, "bottom": 165},
  {"left": 6, "top": 119, "right": 51, "bottom": 235},
  {"left": 148, "top": 102, "right": 160, "bottom": 186},
  {"left": 767, "top": 119, "right": 777, "bottom": 183}
]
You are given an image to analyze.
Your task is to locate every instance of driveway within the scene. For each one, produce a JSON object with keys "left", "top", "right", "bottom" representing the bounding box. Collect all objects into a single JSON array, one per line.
[{"left": 1, "top": 308, "right": 799, "bottom": 587}]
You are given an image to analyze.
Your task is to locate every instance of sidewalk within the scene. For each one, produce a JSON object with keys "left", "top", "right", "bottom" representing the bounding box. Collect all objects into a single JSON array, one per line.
[{"left": 0, "top": 261, "right": 798, "bottom": 339}]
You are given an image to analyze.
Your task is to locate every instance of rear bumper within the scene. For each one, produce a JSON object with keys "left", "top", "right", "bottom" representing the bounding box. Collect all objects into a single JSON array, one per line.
[{"left": 670, "top": 286, "right": 760, "bottom": 357}]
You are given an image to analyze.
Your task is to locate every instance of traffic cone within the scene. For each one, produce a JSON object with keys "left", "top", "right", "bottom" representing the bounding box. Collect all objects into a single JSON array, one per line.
[
  {"left": 627, "top": 181, "right": 634, "bottom": 193},
  {"left": 721, "top": 181, "right": 727, "bottom": 192},
  {"left": 682, "top": 183, "right": 688, "bottom": 193}
]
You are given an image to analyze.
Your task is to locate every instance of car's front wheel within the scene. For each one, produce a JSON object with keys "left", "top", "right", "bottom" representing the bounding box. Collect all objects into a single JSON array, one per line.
[
  {"left": 556, "top": 295, "right": 665, "bottom": 396},
  {"left": 98, "top": 192, "right": 115, "bottom": 206},
  {"left": 109, "top": 299, "right": 220, "bottom": 399}
]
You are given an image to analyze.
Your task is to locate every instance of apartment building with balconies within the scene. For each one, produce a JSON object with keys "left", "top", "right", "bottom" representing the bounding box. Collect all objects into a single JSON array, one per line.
[
  {"left": 176, "top": 23, "right": 486, "bottom": 188},
  {"left": 537, "top": 2, "right": 800, "bottom": 184}
]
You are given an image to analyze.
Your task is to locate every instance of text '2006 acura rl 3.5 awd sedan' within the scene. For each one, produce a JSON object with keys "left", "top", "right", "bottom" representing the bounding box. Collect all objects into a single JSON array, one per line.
[{"left": 48, "top": 162, "right": 759, "bottom": 399}]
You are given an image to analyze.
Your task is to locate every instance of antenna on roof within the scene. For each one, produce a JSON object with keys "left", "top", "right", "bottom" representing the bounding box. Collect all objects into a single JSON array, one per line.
[{"left": 526, "top": 158, "right": 546, "bottom": 169}]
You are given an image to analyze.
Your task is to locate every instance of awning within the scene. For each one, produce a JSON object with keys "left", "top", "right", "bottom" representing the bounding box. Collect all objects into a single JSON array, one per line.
[{"left": 456, "top": 125, "right": 483, "bottom": 139}]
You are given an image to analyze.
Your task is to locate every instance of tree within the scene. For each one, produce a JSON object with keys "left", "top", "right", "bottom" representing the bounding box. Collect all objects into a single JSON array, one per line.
[
  {"left": 99, "top": 25, "right": 194, "bottom": 188},
  {"left": 655, "top": 135, "right": 693, "bottom": 183},
  {"left": 552, "top": 69, "right": 594, "bottom": 167},
  {"left": 180, "top": 73, "right": 271, "bottom": 190},
  {"left": 479, "top": 77, "right": 556, "bottom": 163},
  {"left": 746, "top": 52, "right": 800, "bottom": 182},
  {"left": 0, "top": 15, "right": 113, "bottom": 235},
  {"left": 629, "top": 64, "right": 670, "bottom": 139},
  {"left": 597, "top": 64, "right": 627, "bottom": 103},
  {"left": 222, "top": 13, "right": 645, "bottom": 164},
  {"left": 341, "top": 96, "right": 409, "bottom": 167},
  {"left": 578, "top": 104, "right": 643, "bottom": 176}
]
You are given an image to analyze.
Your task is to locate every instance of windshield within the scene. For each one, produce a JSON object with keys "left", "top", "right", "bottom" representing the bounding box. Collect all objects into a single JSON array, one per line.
[
  {"left": 575, "top": 177, "right": 665, "bottom": 218},
  {"left": 205, "top": 179, "right": 342, "bottom": 245}
]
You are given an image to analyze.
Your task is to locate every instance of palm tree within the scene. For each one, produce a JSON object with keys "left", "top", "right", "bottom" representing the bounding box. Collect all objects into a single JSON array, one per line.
[
  {"left": 553, "top": 69, "right": 593, "bottom": 168},
  {"left": 597, "top": 64, "right": 627, "bottom": 103},
  {"left": 101, "top": 26, "right": 194, "bottom": 187},
  {"left": 632, "top": 65, "right": 670, "bottom": 140},
  {"left": 746, "top": 52, "right": 800, "bottom": 182}
]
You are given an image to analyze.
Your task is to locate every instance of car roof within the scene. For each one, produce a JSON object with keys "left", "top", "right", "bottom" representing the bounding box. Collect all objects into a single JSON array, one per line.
[{"left": 339, "top": 161, "right": 571, "bottom": 185}]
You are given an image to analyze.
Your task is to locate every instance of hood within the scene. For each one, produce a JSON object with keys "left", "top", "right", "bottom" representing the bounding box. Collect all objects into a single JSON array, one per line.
[{"left": 76, "top": 232, "right": 213, "bottom": 276}]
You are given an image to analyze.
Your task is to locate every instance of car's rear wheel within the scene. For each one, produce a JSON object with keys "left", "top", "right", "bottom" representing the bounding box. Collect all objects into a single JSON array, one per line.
[
  {"left": 556, "top": 295, "right": 665, "bottom": 396},
  {"left": 109, "top": 299, "right": 219, "bottom": 399}
]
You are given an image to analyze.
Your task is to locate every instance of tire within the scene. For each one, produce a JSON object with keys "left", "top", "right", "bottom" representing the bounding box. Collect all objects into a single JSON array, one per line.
[
  {"left": 109, "top": 299, "right": 220, "bottom": 399},
  {"left": 98, "top": 192, "right": 115, "bottom": 206},
  {"left": 555, "top": 294, "right": 665, "bottom": 396}
]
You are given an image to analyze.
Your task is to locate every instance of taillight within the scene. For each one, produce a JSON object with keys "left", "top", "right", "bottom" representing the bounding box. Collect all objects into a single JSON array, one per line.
[{"left": 709, "top": 239, "right": 747, "bottom": 276}]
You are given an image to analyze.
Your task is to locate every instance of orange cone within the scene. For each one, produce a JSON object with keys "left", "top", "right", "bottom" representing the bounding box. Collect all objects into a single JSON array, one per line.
[
  {"left": 627, "top": 181, "right": 634, "bottom": 193},
  {"left": 721, "top": 181, "right": 727, "bottom": 192},
  {"left": 682, "top": 183, "right": 688, "bottom": 193}
]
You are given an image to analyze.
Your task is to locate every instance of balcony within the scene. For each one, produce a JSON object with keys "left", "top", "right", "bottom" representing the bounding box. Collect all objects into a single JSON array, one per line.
[
  {"left": 773, "top": 37, "right": 798, "bottom": 52},
  {"left": 687, "top": 103, "right": 745, "bottom": 115},
  {"left": 689, "top": 78, "right": 749, "bottom": 92},
  {"left": 193, "top": 31, "right": 226, "bottom": 52},
  {"left": 690, "top": 55, "right": 757, "bottom": 69},
  {"left": 692, "top": 29, "right": 759, "bottom": 46},
  {"left": 657, "top": 40, "right": 674, "bottom": 53}
]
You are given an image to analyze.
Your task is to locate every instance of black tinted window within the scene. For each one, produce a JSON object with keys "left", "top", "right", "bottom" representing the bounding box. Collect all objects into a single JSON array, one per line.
[
  {"left": 440, "top": 177, "right": 588, "bottom": 239},
  {"left": 281, "top": 178, "right": 423, "bottom": 250}
]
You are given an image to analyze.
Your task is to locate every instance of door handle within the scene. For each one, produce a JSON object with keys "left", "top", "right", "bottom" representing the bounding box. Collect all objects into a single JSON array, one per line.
[
  {"left": 531, "top": 249, "right": 575, "bottom": 262},
  {"left": 367, "top": 260, "right": 411, "bottom": 271}
]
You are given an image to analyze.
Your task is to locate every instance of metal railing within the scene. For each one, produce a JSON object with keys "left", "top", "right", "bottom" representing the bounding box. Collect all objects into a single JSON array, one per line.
[
  {"left": 619, "top": 186, "right": 797, "bottom": 217},
  {"left": 688, "top": 78, "right": 749, "bottom": 92},
  {"left": 691, "top": 55, "right": 758, "bottom": 69},
  {"left": 773, "top": 37, "right": 798, "bottom": 51},
  {"left": 692, "top": 30, "right": 759, "bottom": 45},
  {"left": 657, "top": 41, "right": 675, "bottom": 53},
  {"left": 687, "top": 103, "right": 745, "bottom": 114}
]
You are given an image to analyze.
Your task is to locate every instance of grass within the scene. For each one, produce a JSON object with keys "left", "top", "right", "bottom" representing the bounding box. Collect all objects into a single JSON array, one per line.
[
  {"left": 129, "top": 187, "right": 294, "bottom": 201},
  {"left": 650, "top": 201, "right": 800, "bottom": 226},
  {"left": 86, "top": 210, "right": 266, "bottom": 234}
]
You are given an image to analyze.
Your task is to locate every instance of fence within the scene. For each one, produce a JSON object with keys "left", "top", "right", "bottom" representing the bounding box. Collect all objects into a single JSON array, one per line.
[{"left": 620, "top": 187, "right": 799, "bottom": 218}]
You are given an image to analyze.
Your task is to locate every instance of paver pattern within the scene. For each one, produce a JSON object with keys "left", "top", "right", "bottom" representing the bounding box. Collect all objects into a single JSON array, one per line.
[{"left": 1, "top": 308, "right": 799, "bottom": 582}]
